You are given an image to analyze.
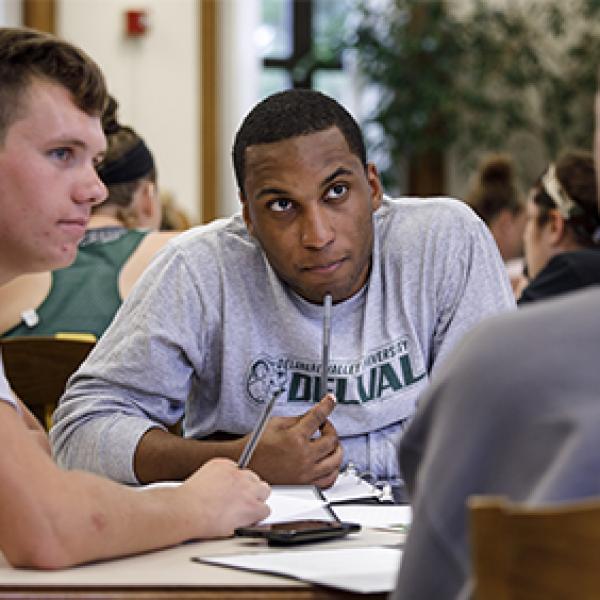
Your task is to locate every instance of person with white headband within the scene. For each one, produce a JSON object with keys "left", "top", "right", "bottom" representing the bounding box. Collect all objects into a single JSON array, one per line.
[{"left": 518, "top": 149, "right": 600, "bottom": 304}]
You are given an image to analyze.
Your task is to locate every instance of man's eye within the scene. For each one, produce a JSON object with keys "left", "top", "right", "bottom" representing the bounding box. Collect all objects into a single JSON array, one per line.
[
  {"left": 49, "top": 147, "right": 73, "bottom": 162},
  {"left": 268, "top": 199, "right": 293, "bottom": 212},
  {"left": 326, "top": 183, "right": 348, "bottom": 200}
]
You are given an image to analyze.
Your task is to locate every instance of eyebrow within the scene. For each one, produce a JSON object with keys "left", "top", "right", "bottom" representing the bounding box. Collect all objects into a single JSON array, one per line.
[
  {"left": 51, "top": 137, "right": 88, "bottom": 149},
  {"left": 321, "top": 167, "right": 353, "bottom": 188},
  {"left": 255, "top": 166, "right": 354, "bottom": 200},
  {"left": 52, "top": 137, "right": 107, "bottom": 153}
]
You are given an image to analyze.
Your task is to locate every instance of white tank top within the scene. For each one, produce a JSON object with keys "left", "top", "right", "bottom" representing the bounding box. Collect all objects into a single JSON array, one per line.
[{"left": 0, "top": 351, "right": 17, "bottom": 409}]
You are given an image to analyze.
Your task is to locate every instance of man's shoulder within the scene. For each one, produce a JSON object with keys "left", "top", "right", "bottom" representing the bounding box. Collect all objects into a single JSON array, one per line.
[
  {"left": 377, "top": 196, "right": 480, "bottom": 229},
  {"left": 375, "top": 197, "right": 483, "bottom": 253},
  {"left": 466, "top": 287, "right": 600, "bottom": 365},
  {"left": 146, "top": 213, "right": 262, "bottom": 284},
  {"left": 164, "top": 213, "right": 259, "bottom": 262},
  {"left": 171, "top": 213, "right": 249, "bottom": 247}
]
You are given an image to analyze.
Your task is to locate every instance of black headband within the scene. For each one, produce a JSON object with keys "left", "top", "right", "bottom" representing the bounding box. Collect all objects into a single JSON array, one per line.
[{"left": 97, "top": 139, "right": 155, "bottom": 186}]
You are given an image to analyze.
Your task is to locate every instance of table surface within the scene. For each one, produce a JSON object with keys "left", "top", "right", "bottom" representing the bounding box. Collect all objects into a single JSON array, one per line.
[{"left": 0, "top": 527, "right": 404, "bottom": 599}]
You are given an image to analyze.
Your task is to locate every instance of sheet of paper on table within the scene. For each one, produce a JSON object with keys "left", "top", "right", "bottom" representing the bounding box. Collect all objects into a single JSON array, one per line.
[
  {"left": 263, "top": 470, "right": 385, "bottom": 524},
  {"left": 196, "top": 546, "right": 403, "bottom": 594},
  {"left": 320, "top": 470, "right": 381, "bottom": 503},
  {"left": 332, "top": 504, "right": 412, "bottom": 531},
  {"left": 263, "top": 486, "right": 331, "bottom": 524},
  {"left": 143, "top": 473, "right": 403, "bottom": 526}
]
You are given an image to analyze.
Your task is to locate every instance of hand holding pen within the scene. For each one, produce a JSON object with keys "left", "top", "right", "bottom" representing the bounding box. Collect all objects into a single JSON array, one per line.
[
  {"left": 238, "top": 387, "right": 285, "bottom": 469},
  {"left": 237, "top": 292, "right": 342, "bottom": 487},
  {"left": 238, "top": 392, "right": 341, "bottom": 487}
]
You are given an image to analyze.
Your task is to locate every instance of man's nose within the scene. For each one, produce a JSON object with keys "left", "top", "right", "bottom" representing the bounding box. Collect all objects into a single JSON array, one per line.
[
  {"left": 73, "top": 164, "right": 108, "bottom": 207},
  {"left": 300, "top": 206, "right": 335, "bottom": 249}
]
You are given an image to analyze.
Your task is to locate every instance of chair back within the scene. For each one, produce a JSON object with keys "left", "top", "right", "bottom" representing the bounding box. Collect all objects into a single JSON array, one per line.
[
  {"left": 469, "top": 495, "right": 600, "bottom": 600},
  {"left": 0, "top": 334, "right": 95, "bottom": 429}
]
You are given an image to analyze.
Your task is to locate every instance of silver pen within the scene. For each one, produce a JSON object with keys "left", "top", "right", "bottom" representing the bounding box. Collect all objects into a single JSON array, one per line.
[
  {"left": 320, "top": 293, "right": 332, "bottom": 400},
  {"left": 238, "top": 388, "right": 283, "bottom": 468}
]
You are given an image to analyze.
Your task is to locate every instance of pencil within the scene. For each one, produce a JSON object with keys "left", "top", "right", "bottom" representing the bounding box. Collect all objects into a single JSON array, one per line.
[
  {"left": 238, "top": 388, "right": 282, "bottom": 468},
  {"left": 320, "top": 293, "right": 332, "bottom": 400}
]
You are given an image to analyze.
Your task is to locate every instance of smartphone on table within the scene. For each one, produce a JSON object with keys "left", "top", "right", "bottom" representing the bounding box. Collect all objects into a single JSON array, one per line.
[{"left": 235, "top": 519, "right": 360, "bottom": 546}]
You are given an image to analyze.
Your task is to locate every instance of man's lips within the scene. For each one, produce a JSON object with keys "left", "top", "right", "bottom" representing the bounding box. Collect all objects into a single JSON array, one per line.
[
  {"left": 300, "top": 258, "right": 347, "bottom": 274},
  {"left": 58, "top": 218, "right": 89, "bottom": 238}
]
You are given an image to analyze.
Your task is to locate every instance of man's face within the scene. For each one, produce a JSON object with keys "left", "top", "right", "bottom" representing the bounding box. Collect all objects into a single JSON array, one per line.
[
  {"left": 0, "top": 79, "right": 107, "bottom": 283},
  {"left": 241, "top": 126, "right": 382, "bottom": 304}
]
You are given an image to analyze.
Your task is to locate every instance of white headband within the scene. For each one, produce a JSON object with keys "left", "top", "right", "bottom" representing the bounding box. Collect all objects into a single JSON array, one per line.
[{"left": 541, "top": 164, "right": 581, "bottom": 220}]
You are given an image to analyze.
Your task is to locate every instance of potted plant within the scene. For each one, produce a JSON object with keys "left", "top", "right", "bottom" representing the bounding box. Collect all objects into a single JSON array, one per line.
[{"left": 348, "top": 0, "right": 600, "bottom": 195}]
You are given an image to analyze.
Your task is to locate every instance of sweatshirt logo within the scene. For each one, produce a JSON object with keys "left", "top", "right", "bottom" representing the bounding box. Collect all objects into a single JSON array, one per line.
[
  {"left": 246, "top": 338, "right": 425, "bottom": 405},
  {"left": 246, "top": 358, "right": 288, "bottom": 405}
]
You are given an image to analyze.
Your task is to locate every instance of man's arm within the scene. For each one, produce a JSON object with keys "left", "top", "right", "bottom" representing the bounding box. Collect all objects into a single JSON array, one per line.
[
  {"left": 135, "top": 394, "right": 343, "bottom": 488},
  {"left": 0, "top": 403, "right": 269, "bottom": 569}
]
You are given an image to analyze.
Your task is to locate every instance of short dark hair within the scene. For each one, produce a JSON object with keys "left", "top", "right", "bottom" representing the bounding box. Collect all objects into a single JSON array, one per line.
[
  {"left": 0, "top": 27, "right": 107, "bottom": 144},
  {"left": 232, "top": 89, "right": 367, "bottom": 194}
]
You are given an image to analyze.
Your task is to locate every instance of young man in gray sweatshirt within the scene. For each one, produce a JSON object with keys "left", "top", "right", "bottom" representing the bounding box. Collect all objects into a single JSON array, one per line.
[{"left": 51, "top": 89, "right": 515, "bottom": 487}]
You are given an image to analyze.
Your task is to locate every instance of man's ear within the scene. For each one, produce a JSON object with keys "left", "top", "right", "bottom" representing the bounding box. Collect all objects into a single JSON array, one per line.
[
  {"left": 240, "top": 191, "right": 254, "bottom": 235},
  {"left": 366, "top": 163, "right": 383, "bottom": 211}
]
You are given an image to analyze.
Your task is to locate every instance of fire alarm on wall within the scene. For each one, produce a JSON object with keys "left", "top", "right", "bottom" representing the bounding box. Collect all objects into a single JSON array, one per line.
[{"left": 125, "top": 9, "right": 149, "bottom": 36}]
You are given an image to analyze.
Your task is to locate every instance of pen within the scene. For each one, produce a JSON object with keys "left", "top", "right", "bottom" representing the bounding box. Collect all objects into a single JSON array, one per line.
[
  {"left": 238, "top": 388, "right": 283, "bottom": 468},
  {"left": 320, "top": 293, "right": 332, "bottom": 400}
]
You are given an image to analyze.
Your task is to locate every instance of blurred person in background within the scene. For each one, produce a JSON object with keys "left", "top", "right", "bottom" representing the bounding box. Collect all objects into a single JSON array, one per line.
[
  {"left": 0, "top": 96, "right": 179, "bottom": 340},
  {"left": 466, "top": 153, "right": 527, "bottom": 294},
  {"left": 518, "top": 150, "right": 600, "bottom": 304},
  {"left": 160, "top": 189, "right": 192, "bottom": 231}
]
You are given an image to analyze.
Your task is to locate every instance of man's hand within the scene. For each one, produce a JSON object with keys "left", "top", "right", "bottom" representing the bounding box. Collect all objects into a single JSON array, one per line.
[
  {"left": 244, "top": 393, "right": 343, "bottom": 488},
  {"left": 179, "top": 458, "right": 270, "bottom": 539}
]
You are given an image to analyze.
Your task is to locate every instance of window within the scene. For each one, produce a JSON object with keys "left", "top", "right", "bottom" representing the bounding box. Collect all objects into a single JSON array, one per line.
[{"left": 257, "top": 0, "right": 354, "bottom": 99}]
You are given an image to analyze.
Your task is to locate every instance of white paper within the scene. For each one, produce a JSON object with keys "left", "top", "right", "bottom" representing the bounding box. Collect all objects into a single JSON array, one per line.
[
  {"left": 321, "top": 471, "right": 381, "bottom": 502},
  {"left": 263, "top": 489, "right": 331, "bottom": 524},
  {"left": 198, "top": 547, "right": 403, "bottom": 594},
  {"left": 332, "top": 505, "right": 412, "bottom": 530}
]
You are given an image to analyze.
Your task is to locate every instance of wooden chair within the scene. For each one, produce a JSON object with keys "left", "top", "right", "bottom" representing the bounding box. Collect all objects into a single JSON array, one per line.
[
  {"left": 0, "top": 334, "right": 95, "bottom": 430},
  {"left": 469, "top": 495, "right": 600, "bottom": 600}
]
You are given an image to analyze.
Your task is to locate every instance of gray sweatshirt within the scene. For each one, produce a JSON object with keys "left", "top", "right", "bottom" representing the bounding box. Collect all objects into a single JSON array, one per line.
[
  {"left": 392, "top": 287, "right": 600, "bottom": 600},
  {"left": 50, "top": 197, "right": 515, "bottom": 483}
]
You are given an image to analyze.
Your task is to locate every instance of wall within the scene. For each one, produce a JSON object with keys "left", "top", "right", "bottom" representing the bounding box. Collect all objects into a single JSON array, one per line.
[
  {"left": 57, "top": 0, "right": 201, "bottom": 223},
  {"left": 0, "top": 0, "right": 20, "bottom": 25},
  {"left": 217, "top": 0, "right": 261, "bottom": 217}
]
